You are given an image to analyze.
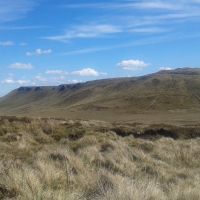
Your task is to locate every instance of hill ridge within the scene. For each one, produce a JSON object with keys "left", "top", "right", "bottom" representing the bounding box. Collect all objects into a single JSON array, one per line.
[
  {"left": 3, "top": 68, "right": 199, "bottom": 96},
  {"left": 0, "top": 68, "right": 200, "bottom": 121}
]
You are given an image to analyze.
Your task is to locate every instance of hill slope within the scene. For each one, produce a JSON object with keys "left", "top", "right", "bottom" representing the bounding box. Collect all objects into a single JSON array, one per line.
[{"left": 0, "top": 68, "right": 200, "bottom": 121}]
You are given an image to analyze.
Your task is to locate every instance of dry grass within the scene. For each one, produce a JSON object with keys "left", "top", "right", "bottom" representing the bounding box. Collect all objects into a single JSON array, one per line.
[{"left": 0, "top": 116, "right": 200, "bottom": 199}]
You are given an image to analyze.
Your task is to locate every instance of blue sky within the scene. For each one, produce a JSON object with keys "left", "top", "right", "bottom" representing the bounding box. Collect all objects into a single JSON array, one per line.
[{"left": 0, "top": 0, "right": 200, "bottom": 96}]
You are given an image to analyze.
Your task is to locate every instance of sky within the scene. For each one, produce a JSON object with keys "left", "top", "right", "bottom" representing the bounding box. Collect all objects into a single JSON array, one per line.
[{"left": 0, "top": 0, "right": 200, "bottom": 96}]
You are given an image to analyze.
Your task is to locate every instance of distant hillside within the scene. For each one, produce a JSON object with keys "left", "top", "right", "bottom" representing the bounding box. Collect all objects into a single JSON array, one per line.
[{"left": 0, "top": 68, "right": 200, "bottom": 121}]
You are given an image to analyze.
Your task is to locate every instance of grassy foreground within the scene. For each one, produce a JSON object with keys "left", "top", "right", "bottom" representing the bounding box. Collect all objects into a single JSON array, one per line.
[{"left": 0, "top": 117, "right": 200, "bottom": 199}]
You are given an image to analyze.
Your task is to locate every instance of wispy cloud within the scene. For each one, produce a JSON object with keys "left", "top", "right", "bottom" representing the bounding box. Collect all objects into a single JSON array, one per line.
[
  {"left": 0, "top": 0, "right": 37, "bottom": 23},
  {"left": 0, "top": 25, "right": 49, "bottom": 31},
  {"left": 19, "top": 42, "right": 28, "bottom": 46},
  {"left": 62, "top": 1, "right": 200, "bottom": 33},
  {"left": 63, "top": 1, "right": 181, "bottom": 11},
  {"left": 9, "top": 63, "right": 33, "bottom": 70},
  {"left": 0, "top": 41, "right": 30, "bottom": 47},
  {"left": 44, "top": 24, "right": 121, "bottom": 42},
  {"left": 61, "top": 47, "right": 115, "bottom": 56},
  {"left": 61, "top": 32, "right": 200, "bottom": 56},
  {"left": 0, "top": 41, "right": 14, "bottom": 47},
  {"left": 133, "top": 1, "right": 180, "bottom": 10},
  {"left": 26, "top": 49, "right": 52, "bottom": 56},
  {"left": 129, "top": 27, "right": 167, "bottom": 33},
  {"left": 45, "top": 70, "right": 68, "bottom": 75},
  {"left": 62, "top": 0, "right": 200, "bottom": 13},
  {"left": 45, "top": 1, "right": 200, "bottom": 45}
]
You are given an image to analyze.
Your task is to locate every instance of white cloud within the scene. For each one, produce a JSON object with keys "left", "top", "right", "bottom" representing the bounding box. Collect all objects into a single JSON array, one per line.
[
  {"left": 45, "top": 70, "right": 68, "bottom": 75},
  {"left": 10, "top": 62, "right": 33, "bottom": 70},
  {"left": 160, "top": 67, "right": 173, "bottom": 71},
  {"left": 0, "top": 41, "right": 14, "bottom": 46},
  {"left": 67, "top": 80, "right": 81, "bottom": 84},
  {"left": 72, "top": 68, "right": 100, "bottom": 77},
  {"left": 26, "top": 48, "right": 52, "bottom": 56},
  {"left": 2, "top": 79, "right": 15, "bottom": 84},
  {"left": 45, "top": 24, "right": 121, "bottom": 42},
  {"left": 118, "top": 59, "right": 150, "bottom": 70},
  {"left": 2, "top": 78, "right": 31, "bottom": 85},
  {"left": 17, "top": 80, "right": 31, "bottom": 85}
]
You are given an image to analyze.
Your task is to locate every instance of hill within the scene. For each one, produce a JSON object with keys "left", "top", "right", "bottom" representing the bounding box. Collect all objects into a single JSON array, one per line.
[{"left": 0, "top": 68, "right": 200, "bottom": 122}]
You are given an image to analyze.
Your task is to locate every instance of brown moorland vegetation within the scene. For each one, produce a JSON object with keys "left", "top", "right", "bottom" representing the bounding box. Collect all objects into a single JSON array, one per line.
[{"left": 0, "top": 116, "right": 200, "bottom": 199}]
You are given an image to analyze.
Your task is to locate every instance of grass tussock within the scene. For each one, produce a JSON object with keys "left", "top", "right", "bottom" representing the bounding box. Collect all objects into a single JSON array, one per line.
[{"left": 0, "top": 116, "right": 200, "bottom": 199}]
